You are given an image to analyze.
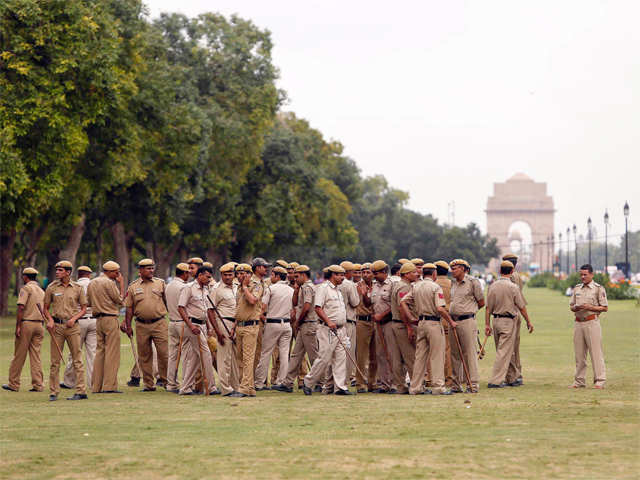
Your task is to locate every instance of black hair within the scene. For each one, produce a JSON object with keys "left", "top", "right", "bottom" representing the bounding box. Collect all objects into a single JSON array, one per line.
[
  {"left": 390, "top": 263, "right": 402, "bottom": 275},
  {"left": 374, "top": 266, "right": 389, "bottom": 274},
  {"left": 580, "top": 264, "right": 593, "bottom": 273},
  {"left": 176, "top": 267, "right": 188, "bottom": 276},
  {"left": 277, "top": 272, "right": 287, "bottom": 281},
  {"left": 297, "top": 270, "right": 310, "bottom": 279},
  {"left": 78, "top": 270, "right": 91, "bottom": 277},
  {"left": 500, "top": 266, "right": 513, "bottom": 275},
  {"left": 423, "top": 268, "right": 435, "bottom": 276},
  {"left": 24, "top": 273, "right": 37, "bottom": 281},
  {"left": 436, "top": 266, "right": 448, "bottom": 276},
  {"left": 197, "top": 266, "right": 213, "bottom": 276},
  {"left": 323, "top": 270, "right": 331, "bottom": 280}
]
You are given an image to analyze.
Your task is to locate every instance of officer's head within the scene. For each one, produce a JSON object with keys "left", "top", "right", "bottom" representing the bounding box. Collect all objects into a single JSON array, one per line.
[
  {"left": 252, "top": 257, "right": 270, "bottom": 277},
  {"left": 328, "top": 265, "right": 345, "bottom": 286},
  {"left": 196, "top": 266, "right": 213, "bottom": 285},
  {"left": 102, "top": 261, "right": 121, "bottom": 279},
  {"left": 371, "top": 260, "right": 388, "bottom": 282},
  {"left": 188, "top": 257, "right": 204, "bottom": 279},
  {"left": 361, "top": 263, "right": 373, "bottom": 283},
  {"left": 579, "top": 264, "right": 594, "bottom": 284},
  {"left": 77, "top": 266, "right": 92, "bottom": 279},
  {"left": 502, "top": 253, "right": 518, "bottom": 268},
  {"left": 422, "top": 263, "right": 437, "bottom": 281},
  {"left": 449, "top": 259, "right": 469, "bottom": 280},
  {"left": 399, "top": 262, "right": 418, "bottom": 282},
  {"left": 272, "top": 266, "right": 287, "bottom": 282},
  {"left": 175, "top": 263, "right": 190, "bottom": 280},
  {"left": 219, "top": 263, "right": 235, "bottom": 286},
  {"left": 22, "top": 267, "right": 38, "bottom": 283},
  {"left": 435, "top": 261, "right": 450, "bottom": 277},
  {"left": 500, "top": 260, "right": 514, "bottom": 276},
  {"left": 55, "top": 261, "right": 73, "bottom": 280},
  {"left": 137, "top": 259, "right": 155, "bottom": 280},
  {"left": 390, "top": 263, "right": 402, "bottom": 276},
  {"left": 295, "top": 265, "right": 311, "bottom": 286},
  {"left": 352, "top": 264, "right": 362, "bottom": 283}
]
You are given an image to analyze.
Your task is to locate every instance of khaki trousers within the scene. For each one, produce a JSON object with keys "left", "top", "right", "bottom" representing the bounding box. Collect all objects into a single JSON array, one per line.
[
  {"left": 410, "top": 320, "right": 446, "bottom": 394},
  {"left": 135, "top": 320, "right": 168, "bottom": 389},
  {"left": 273, "top": 338, "right": 309, "bottom": 385},
  {"left": 63, "top": 317, "right": 96, "bottom": 389},
  {"left": 236, "top": 323, "right": 259, "bottom": 395},
  {"left": 388, "top": 322, "right": 415, "bottom": 393},
  {"left": 489, "top": 317, "right": 517, "bottom": 385},
  {"left": 573, "top": 318, "right": 606, "bottom": 387},
  {"left": 255, "top": 322, "right": 292, "bottom": 388},
  {"left": 507, "top": 316, "right": 522, "bottom": 382},
  {"left": 216, "top": 318, "right": 239, "bottom": 395},
  {"left": 92, "top": 315, "right": 120, "bottom": 392},
  {"left": 284, "top": 322, "right": 318, "bottom": 388},
  {"left": 345, "top": 321, "right": 357, "bottom": 380},
  {"left": 375, "top": 322, "right": 393, "bottom": 390},
  {"left": 167, "top": 321, "right": 185, "bottom": 390},
  {"left": 180, "top": 324, "right": 216, "bottom": 394},
  {"left": 8, "top": 321, "right": 44, "bottom": 391},
  {"left": 355, "top": 320, "right": 377, "bottom": 390},
  {"left": 253, "top": 322, "right": 264, "bottom": 373},
  {"left": 50, "top": 323, "right": 85, "bottom": 395},
  {"left": 130, "top": 343, "right": 159, "bottom": 380},
  {"left": 304, "top": 325, "right": 347, "bottom": 391},
  {"left": 442, "top": 323, "right": 454, "bottom": 386},
  {"left": 449, "top": 318, "right": 479, "bottom": 391}
]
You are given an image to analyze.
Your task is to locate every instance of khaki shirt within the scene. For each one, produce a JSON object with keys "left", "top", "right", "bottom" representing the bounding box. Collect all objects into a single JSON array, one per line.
[
  {"left": 125, "top": 277, "right": 167, "bottom": 320},
  {"left": 76, "top": 277, "right": 93, "bottom": 317},
  {"left": 570, "top": 281, "right": 608, "bottom": 321},
  {"left": 212, "top": 282, "right": 237, "bottom": 319},
  {"left": 355, "top": 281, "right": 373, "bottom": 316},
  {"left": 450, "top": 274, "right": 484, "bottom": 317},
  {"left": 486, "top": 277, "right": 526, "bottom": 318},
  {"left": 165, "top": 277, "right": 188, "bottom": 321},
  {"left": 263, "top": 281, "right": 294, "bottom": 319},
  {"left": 402, "top": 277, "right": 446, "bottom": 317},
  {"left": 435, "top": 276, "right": 452, "bottom": 308},
  {"left": 371, "top": 278, "right": 392, "bottom": 316},
  {"left": 315, "top": 282, "right": 346, "bottom": 327},
  {"left": 296, "top": 280, "right": 318, "bottom": 322},
  {"left": 17, "top": 281, "right": 45, "bottom": 321},
  {"left": 337, "top": 278, "right": 359, "bottom": 320},
  {"left": 178, "top": 281, "right": 210, "bottom": 320},
  {"left": 510, "top": 271, "right": 524, "bottom": 291},
  {"left": 391, "top": 279, "right": 412, "bottom": 319},
  {"left": 44, "top": 280, "right": 87, "bottom": 320},
  {"left": 87, "top": 275, "right": 122, "bottom": 316},
  {"left": 236, "top": 274, "right": 265, "bottom": 322}
]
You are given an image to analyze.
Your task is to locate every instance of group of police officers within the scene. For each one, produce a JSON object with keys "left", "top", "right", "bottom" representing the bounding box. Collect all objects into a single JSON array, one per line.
[{"left": 3, "top": 252, "right": 609, "bottom": 400}]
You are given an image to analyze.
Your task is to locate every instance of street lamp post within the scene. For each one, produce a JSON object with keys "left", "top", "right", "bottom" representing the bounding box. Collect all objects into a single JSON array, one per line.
[
  {"left": 573, "top": 224, "right": 577, "bottom": 272},
  {"left": 587, "top": 217, "right": 592, "bottom": 265},
  {"left": 624, "top": 202, "right": 630, "bottom": 279},
  {"left": 559, "top": 232, "right": 563, "bottom": 275},
  {"left": 566, "top": 227, "right": 570, "bottom": 273},
  {"left": 604, "top": 210, "right": 609, "bottom": 276},
  {"left": 551, "top": 234, "right": 555, "bottom": 273}
]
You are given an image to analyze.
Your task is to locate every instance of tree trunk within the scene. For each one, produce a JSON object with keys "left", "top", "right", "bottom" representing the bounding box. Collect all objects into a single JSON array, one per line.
[
  {"left": 0, "top": 229, "right": 16, "bottom": 315},
  {"left": 206, "top": 247, "right": 224, "bottom": 271},
  {"left": 58, "top": 213, "right": 86, "bottom": 264},
  {"left": 154, "top": 238, "right": 182, "bottom": 280},
  {"left": 47, "top": 249, "right": 60, "bottom": 286},
  {"left": 111, "top": 222, "right": 131, "bottom": 287},
  {"left": 96, "top": 230, "right": 104, "bottom": 271}
]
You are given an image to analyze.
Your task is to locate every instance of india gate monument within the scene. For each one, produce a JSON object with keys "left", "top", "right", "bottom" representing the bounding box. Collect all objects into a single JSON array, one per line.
[{"left": 486, "top": 173, "right": 555, "bottom": 272}]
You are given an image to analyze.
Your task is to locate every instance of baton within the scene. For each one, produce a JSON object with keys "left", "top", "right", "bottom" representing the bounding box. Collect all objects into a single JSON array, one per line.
[{"left": 36, "top": 304, "right": 65, "bottom": 362}]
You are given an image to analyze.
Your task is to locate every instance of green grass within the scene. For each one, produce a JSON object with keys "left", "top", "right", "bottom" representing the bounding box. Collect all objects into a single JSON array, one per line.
[{"left": 1, "top": 288, "right": 638, "bottom": 479}]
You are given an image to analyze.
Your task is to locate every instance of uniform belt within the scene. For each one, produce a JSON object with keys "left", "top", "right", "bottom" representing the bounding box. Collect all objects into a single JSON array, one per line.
[
  {"left": 190, "top": 317, "right": 205, "bottom": 325},
  {"left": 357, "top": 315, "right": 371, "bottom": 321},
  {"left": 266, "top": 318, "right": 290, "bottom": 324},
  {"left": 52, "top": 317, "right": 65, "bottom": 324},
  {"left": 419, "top": 315, "right": 440, "bottom": 321},
  {"left": 135, "top": 316, "right": 163, "bottom": 324},
  {"left": 300, "top": 320, "right": 317, "bottom": 324},
  {"left": 493, "top": 313, "right": 515, "bottom": 319},
  {"left": 238, "top": 320, "right": 259, "bottom": 326},
  {"left": 379, "top": 319, "right": 391, "bottom": 325},
  {"left": 22, "top": 319, "right": 43, "bottom": 323},
  {"left": 170, "top": 319, "right": 183, "bottom": 322},
  {"left": 94, "top": 313, "right": 118, "bottom": 318},
  {"left": 454, "top": 314, "right": 474, "bottom": 321},
  {"left": 80, "top": 315, "right": 93, "bottom": 320},
  {"left": 576, "top": 314, "right": 597, "bottom": 322},
  {"left": 321, "top": 323, "right": 343, "bottom": 329},
  {"left": 347, "top": 319, "right": 356, "bottom": 324},
  {"left": 223, "top": 317, "right": 235, "bottom": 321}
]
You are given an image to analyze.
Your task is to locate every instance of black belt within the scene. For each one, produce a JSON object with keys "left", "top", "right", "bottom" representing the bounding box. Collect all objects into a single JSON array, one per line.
[
  {"left": 80, "top": 315, "right": 93, "bottom": 320},
  {"left": 170, "top": 319, "right": 183, "bottom": 322},
  {"left": 135, "top": 316, "right": 163, "bottom": 324},
  {"left": 189, "top": 317, "right": 205, "bottom": 325},
  {"left": 357, "top": 315, "right": 371, "bottom": 321},
  {"left": 94, "top": 313, "right": 118, "bottom": 318},
  {"left": 379, "top": 319, "right": 391, "bottom": 325},
  {"left": 493, "top": 313, "right": 515, "bottom": 319},
  {"left": 52, "top": 317, "right": 65, "bottom": 324},
  {"left": 266, "top": 318, "right": 290, "bottom": 324},
  {"left": 22, "top": 319, "right": 43, "bottom": 323},
  {"left": 419, "top": 315, "right": 440, "bottom": 321},
  {"left": 391, "top": 319, "right": 403, "bottom": 323},
  {"left": 454, "top": 314, "right": 475, "bottom": 321},
  {"left": 223, "top": 317, "right": 235, "bottom": 321},
  {"left": 347, "top": 319, "right": 356, "bottom": 324},
  {"left": 238, "top": 320, "right": 259, "bottom": 326}
]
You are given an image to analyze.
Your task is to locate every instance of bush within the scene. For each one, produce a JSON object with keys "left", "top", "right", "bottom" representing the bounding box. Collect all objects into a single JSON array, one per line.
[
  {"left": 537, "top": 272, "right": 637, "bottom": 300},
  {"left": 528, "top": 272, "right": 554, "bottom": 288}
]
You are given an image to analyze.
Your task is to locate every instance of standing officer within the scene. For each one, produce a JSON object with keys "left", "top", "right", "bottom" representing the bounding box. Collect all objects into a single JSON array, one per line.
[
  {"left": 366, "top": 260, "right": 393, "bottom": 393},
  {"left": 165, "top": 263, "right": 190, "bottom": 393},
  {"left": 449, "top": 259, "right": 484, "bottom": 393},
  {"left": 502, "top": 253, "right": 525, "bottom": 386},
  {"left": 569, "top": 264, "right": 608, "bottom": 389},
  {"left": 352, "top": 264, "right": 362, "bottom": 284},
  {"left": 355, "top": 262, "right": 377, "bottom": 393},
  {"left": 338, "top": 261, "right": 360, "bottom": 384},
  {"left": 211, "top": 262, "right": 242, "bottom": 397},
  {"left": 401, "top": 263, "right": 456, "bottom": 395},
  {"left": 302, "top": 265, "right": 350, "bottom": 395},
  {"left": 87, "top": 261, "right": 125, "bottom": 393},
  {"left": 255, "top": 266, "right": 293, "bottom": 390},
  {"left": 124, "top": 259, "right": 169, "bottom": 392},
  {"left": 43, "top": 260, "right": 88, "bottom": 401},
  {"left": 234, "top": 258, "right": 268, "bottom": 397},
  {"left": 187, "top": 257, "right": 204, "bottom": 280},
  {"left": 435, "top": 260, "right": 454, "bottom": 387},
  {"left": 485, "top": 260, "right": 533, "bottom": 388},
  {"left": 3, "top": 268, "right": 45, "bottom": 393},
  {"left": 61, "top": 266, "right": 96, "bottom": 391}
]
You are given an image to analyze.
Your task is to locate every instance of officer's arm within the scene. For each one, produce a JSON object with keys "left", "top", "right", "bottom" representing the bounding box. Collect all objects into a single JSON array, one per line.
[
  {"left": 399, "top": 299, "right": 415, "bottom": 324},
  {"left": 438, "top": 306, "right": 456, "bottom": 328},
  {"left": 242, "top": 283, "right": 259, "bottom": 305},
  {"left": 125, "top": 306, "right": 134, "bottom": 331},
  {"left": 315, "top": 306, "right": 336, "bottom": 330},
  {"left": 518, "top": 306, "right": 533, "bottom": 333}
]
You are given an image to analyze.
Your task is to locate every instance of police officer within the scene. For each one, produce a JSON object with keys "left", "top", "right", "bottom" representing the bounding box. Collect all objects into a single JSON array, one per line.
[
  {"left": 435, "top": 260, "right": 454, "bottom": 387},
  {"left": 502, "top": 253, "right": 526, "bottom": 386},
  {"left": 3, "top": 268, "right": 45, "bottom": 393},
  {"left": 187, "top": 257, "right": 204, "bottom": 280},
  {"left": 338, "top": 261, "right": 360, "bottom": 384},
  {"left": 355, "top": 263, "right": 377, "bottom": 393},
  {"left": 165, "top": 263, "right": 190, "bottom": 393},
  {"left": 367, "top": 260, "right": 393, "bottom": 393},
  {"left": 124, "top": 259, "right": 169, "bottom": 391}
]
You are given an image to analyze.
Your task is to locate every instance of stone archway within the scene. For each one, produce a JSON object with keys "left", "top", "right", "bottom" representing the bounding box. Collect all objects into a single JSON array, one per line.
[{"left": 486, "top": 173, "right": 555, "bottom": 272}]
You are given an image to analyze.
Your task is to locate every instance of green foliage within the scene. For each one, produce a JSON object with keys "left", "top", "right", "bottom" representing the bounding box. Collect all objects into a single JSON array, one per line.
[{"left": 530, "top": 272, "right": 637, "bottom": 300}]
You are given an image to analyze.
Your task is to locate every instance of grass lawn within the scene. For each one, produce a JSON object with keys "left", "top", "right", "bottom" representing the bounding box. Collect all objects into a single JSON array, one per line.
[{"left": 0, "top": 287, "right": 638, "bottom": 479}]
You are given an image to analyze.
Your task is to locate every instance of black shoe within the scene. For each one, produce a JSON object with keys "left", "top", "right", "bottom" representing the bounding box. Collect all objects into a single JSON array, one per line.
[
  {"left": 141, "top": 387, "right": 156, "bottom": 392},
  {"left": 450, "top": 387, "right": 463, "bottom": 393},
  {"left": 59, "top": 383, "right": 72, "bottom": 389},
  {"left": 224, "top": 391, "right": 245, "bottom": 397},
  {"left": 209, "top": 390, "right": 220, "bottom": 395},
  {"left": 166, "top": 389, "right": 179, "bottom": 394},
  {"left": 302, "top": 384, "right": 312, "bottom": 396},
  {"left": 334, "top": 389, "right": 353, "bottom": 395},
  {"left": 439, "top": 389, "right": 454, "bottom": 396},
  {"left": 487, "top": 383, "right": 505, "bottom": 389},
  {"left": 248, "top": 394, "right": 256, "bottom": 397},
  {"left": 127, "top": 377, "right": 140, "bottom": 387},
  {"left": 272, "top": 384, "right": 293, "bottom": 393},
  {"left": 2, "top": 384, "right": 17, "bottom": 392},
  {"left": 507, "top": 379, "right": 523, "bottom": 387},
  {"left": 101, "top": 390, "right": 123, "bottom": 394},
  {"left": 388, "top": 389, "right": 400, "bottom": 394},
  {"left": 255, "top": 386, "right": 268, "bottom": 391},
  {"left": 179, "top": 391, "right": 195, "bottom": 396},
  {"left": 313, "top": 385, "right": 322, "bottom": 393},
  {"left": 155, "top": 380, "right": 165, "bottom": 388},
  {"left": 29, "top": 388, "right": 42, "bottom": 392},
  {"left": 67, "top": 393, "right": 88, "bottom": 400},
  {"left": 371, "top": 388, "right": 388, "bottom": 394},
  {"left": 49, "top": 394, "right": 57, "bottom": 401},
  {"left": 357, "top": 388, "right": 367, "bottom": 393},
  {"left": 350, "top": 380, "right": 356, "bottom": 387}
]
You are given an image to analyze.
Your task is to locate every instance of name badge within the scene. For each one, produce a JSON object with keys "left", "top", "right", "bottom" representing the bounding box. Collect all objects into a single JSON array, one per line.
[
  {"left": 135, "top": 288, "right": 143, "bottom": 294},
  {"left": 54, "top": 293, "right": 62, "bottom": 296}
]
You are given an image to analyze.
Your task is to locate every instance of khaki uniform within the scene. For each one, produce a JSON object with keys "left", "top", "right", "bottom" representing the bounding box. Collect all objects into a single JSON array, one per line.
[
  {"left": 486, "top": 278, "right": 526, "bottom": 385},
  {"left": 45, "top": 280, "right": 87, "bottom": 395},
  {"left": 449, "top": 274, "right": 484, "bottom": 391},
  {"left": 355, "top": 281, "right": 376, "bottom": 390},
  {"left": 255, "top": 281, "right": 293, "bottom": 388},
  {"left": 7, "top": 281, "right": 45, "bottom": 391},
  {"left": 165, "top": 277, "right": 188, "bottom": 391},
  {"left": 389, "top": 279, "right": 416, "bottom": 393},
  {"left": 284, "top": 281, "right": 318, "bottom": 388},
  {"left": 509, "top": 271, "right": 525, "bottom": 382},
  {"left": 303, "top": 282, "right": 348, "bottom": 391},
  {"left": 435, "top": 275, "right": 453, "bottom": 386},
  {"left": 177, "top": 281, "right": 217, "bottom": 394},
  {"left": 402, "top": 278, "right": 448, "bottom": 394},
  {"left": 211, "top": 282, "right": 240, "bottom": 395},
  {"left": 125, "top": 277, "right": 168, "bottom": 389},
  {"left": 63, "top": 277, "right": 96, "bottom": 390},
  {"left": 371, "top": 278, "right": 393, "bottom": 391},
  {"left": 87, "top": 275, "right": 122, "bottom": 392},
  {"left": 338, "top": 278, "right": 360, "bottom": 381},
  {"left": 570, "top": 282, "right": 608, "bottom": 387},
  {"left": 235, "top": 275, "right": 265, "bottom": 396}
]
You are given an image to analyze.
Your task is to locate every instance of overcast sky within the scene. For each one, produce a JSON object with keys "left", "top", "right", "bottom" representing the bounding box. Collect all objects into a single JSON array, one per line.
[{"left": 146, "top": 0, "right": 638, "bottom": 247}]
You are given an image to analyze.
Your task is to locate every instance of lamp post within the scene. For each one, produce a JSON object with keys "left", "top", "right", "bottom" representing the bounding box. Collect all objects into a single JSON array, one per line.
[
  {"left": 551, "top": 234, "right": 555, "bottom": 273},
  {"left": 566, "top": 227, "right": 570, "bottom": 273},
  {"left": 559, "top": 232, "right": 563, "bottom": 275},
  {"left": 604, "top": 210, "right": 609, "bottom": 275},
  {"left": 624, "top": 202, "right": 630, "bottom": 279},
  {"left": 573, "top": 224, "right": 577, "bottom": 271},
  {"left": 587, "top": 217, "right": 592, "bottom": 265}
]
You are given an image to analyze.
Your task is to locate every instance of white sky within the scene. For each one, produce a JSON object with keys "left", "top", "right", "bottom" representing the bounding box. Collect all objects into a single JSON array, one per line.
[{"left": 145, "top": 0, "right": 639, "bottom": 246}]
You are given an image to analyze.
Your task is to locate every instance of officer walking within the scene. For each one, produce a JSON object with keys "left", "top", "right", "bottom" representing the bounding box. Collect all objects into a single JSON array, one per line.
[{"left": 165, "top": 263, "right": 190, "bottom": 393}]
